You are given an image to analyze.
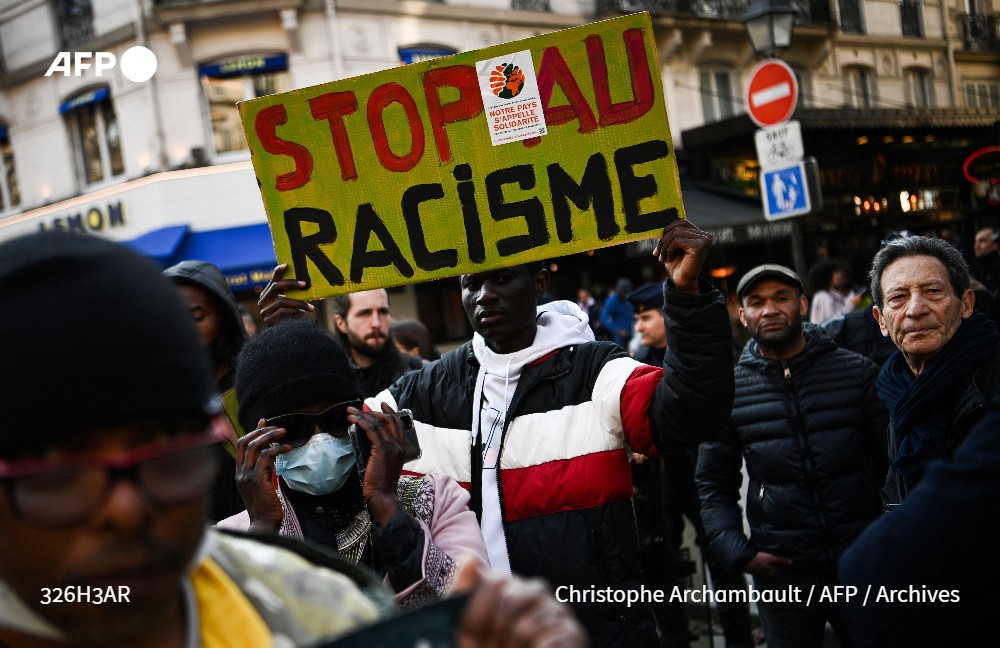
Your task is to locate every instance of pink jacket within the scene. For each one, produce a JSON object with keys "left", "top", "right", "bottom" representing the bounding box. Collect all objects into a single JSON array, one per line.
[{"left": 218, "top": 473, "right": 488, "bottom": 608}]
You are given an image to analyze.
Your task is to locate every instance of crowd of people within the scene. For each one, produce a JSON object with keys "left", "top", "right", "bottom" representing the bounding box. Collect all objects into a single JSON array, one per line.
[{"left": 0, "top": 219, "right": 995, "bottom": 648}]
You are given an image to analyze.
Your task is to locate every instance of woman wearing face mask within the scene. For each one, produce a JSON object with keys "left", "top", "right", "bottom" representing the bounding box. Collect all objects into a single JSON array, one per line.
[{"left": 219, "top": 320, "right": 489, "bottom": 608}]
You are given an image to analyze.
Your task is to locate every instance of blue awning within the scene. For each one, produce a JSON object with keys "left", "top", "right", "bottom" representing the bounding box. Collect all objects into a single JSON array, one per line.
[
  {"left": 126, "top": 223, "right": 277, "bottom": 291},
  {"left": 170, "top": 223, "right": 277, "bottom": 291},
  {"left": 123, "top": 224, "right": 189, "bottom": 262},
  {"left": 59, "top": 87, "right": 110, "bottom": 114},
  {"left": 199, "top": 54, "right": 288, "bottom": 79}
]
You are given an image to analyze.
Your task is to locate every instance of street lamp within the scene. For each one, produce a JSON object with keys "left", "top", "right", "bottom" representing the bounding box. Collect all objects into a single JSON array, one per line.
[{"left": 742, "top": 0, "right": 798, "bottom": 57}]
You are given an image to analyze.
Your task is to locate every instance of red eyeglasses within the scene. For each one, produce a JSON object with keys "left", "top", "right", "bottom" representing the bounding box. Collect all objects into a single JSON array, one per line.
[{"left": 0, "top": 417, "right": 228, "bottom": 528}]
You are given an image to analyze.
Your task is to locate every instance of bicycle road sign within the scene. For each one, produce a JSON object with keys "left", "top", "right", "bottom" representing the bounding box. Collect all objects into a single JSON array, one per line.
[{"left": 755, "top": 120, "right": 804, "bottom": 169}]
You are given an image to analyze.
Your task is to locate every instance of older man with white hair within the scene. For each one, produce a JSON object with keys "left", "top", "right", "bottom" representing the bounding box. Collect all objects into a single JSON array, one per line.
[{"left": 870, "top": 234, "right": 1000, "bottom": 505}]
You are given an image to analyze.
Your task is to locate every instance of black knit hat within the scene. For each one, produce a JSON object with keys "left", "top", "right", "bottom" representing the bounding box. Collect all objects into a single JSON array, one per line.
[
  {"left": 0, "top": 231, "right": 218, "bottom": 458},
  {"left": 234, "top": 320, "right": 362, "bottom": 433}
]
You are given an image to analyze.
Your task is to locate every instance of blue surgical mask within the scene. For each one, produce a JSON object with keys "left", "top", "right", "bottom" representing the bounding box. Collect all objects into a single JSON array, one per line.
[{"left": 276, "top": 433, "right": 356, "bottom": 495}]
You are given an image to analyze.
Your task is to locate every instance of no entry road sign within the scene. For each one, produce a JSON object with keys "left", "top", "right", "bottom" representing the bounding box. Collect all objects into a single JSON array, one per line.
[{"left": 746, "top": 59, "right": 798, "bottom": 128}]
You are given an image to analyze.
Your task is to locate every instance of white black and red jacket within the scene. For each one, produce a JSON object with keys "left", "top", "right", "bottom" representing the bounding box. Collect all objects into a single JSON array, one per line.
[{"left": 367, "top": 279, "right": 734, "bottom": 647}]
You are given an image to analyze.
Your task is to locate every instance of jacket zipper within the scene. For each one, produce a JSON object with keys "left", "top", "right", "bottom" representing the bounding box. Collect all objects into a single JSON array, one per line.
[
  {"left": 493, "top": 349, "right": 575, "bottom": 568},
  {"left": 782, "top": 362, "right": 833, "bottom": 562}
]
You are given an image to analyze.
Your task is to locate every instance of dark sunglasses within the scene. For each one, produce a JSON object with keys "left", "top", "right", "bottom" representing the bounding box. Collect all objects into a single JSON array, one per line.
[
  {"left": 265, "top": 400, "right": 362, "bottom": 447},
  {"left": 0, "top": 420, "right": 227, "bottom": 528}
]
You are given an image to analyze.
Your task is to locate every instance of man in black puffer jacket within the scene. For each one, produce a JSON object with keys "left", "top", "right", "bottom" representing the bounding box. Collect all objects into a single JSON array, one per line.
[{"left": 697, "top": 264, "right": 888, "bottom": 648}]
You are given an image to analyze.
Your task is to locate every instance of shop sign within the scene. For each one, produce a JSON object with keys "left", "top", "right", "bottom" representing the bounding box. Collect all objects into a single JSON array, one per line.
[
  {"left": 36, "top": 200, "right": 127, "bottom": 234},
  {"left": 964, "top": 146, "right": 1000, "bottom": 185}
]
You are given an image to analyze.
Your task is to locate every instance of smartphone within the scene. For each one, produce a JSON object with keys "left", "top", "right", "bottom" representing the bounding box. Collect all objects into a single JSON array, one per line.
[{"left": 350, "top": 409, "right": 422, "bottom": 483}]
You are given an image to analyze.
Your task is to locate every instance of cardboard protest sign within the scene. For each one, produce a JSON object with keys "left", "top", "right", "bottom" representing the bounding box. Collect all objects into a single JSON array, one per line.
[{"left": 240, "top": 12, "right": 683, "bottom": 300}]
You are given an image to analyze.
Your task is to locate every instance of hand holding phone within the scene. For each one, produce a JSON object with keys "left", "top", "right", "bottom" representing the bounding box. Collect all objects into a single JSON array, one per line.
[{"left": 347, "top": 405, "right": 421, "bottom": 489}]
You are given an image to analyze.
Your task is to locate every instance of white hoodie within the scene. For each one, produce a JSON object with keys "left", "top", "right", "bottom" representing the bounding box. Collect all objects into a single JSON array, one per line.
[{"left": 471, "top": 300, "right": 595, "bottom": 574}]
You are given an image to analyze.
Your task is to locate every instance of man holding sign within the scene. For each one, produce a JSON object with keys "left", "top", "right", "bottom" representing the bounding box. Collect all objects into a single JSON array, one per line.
[{"left": 362, "top": 220, "right": 733, "bottom": 645}]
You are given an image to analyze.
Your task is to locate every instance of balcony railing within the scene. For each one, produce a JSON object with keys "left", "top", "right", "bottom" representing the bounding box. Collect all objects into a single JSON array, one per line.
[
  {"left": 899, "top": 0, "right": 922, "bottom": 37},
  {"left": 961, "top": 13, "right": 1000, "bottom": 52},
  {"left": 597, "top": 0, "right": 832, "bottom": 23}
]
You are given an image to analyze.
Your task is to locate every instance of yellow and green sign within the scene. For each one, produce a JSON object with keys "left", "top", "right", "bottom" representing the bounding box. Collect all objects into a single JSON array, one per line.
[{"left": 240, "top": 12, "right": 682, "bottom": 300}]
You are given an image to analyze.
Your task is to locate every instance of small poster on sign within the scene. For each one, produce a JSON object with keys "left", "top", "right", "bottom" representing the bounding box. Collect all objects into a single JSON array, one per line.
[{"left": 477, "top": 50, "right": 547, "bottom": 146}]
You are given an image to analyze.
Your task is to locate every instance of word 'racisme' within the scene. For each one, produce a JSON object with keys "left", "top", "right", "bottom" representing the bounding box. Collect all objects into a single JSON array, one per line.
[{"left": 285, "top": 141, "right": 674, "bottom": 286}]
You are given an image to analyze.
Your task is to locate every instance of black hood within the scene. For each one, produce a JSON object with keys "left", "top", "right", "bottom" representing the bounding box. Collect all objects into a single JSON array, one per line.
[{"left": 164, "top": 260, "right": 248, "bottom": 387}]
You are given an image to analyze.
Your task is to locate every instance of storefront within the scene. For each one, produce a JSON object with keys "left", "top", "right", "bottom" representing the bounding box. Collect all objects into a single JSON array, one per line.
[
  {"left": 681, "top": 107, "right": 1000, "bottom": 283},
  {"left": 0, "top": 162, "right": 278, "bottom": 297}
]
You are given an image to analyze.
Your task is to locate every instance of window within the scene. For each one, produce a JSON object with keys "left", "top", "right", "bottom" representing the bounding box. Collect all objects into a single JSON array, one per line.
[
  {"left": 56, "top": 0, "right": 94, "bottom": 48},
  {"left": 61, "top": 88, "right": 124, "bottom": 187},
  {"left": 965, "top": 80, "right": 1000, "bottom": 108},
  {"left": 904, "top": 68, "right": 933, "bottom": 107},
  {"left": 839, "top": 0, "right": 865, "bottom": 33},
  {"left": 700, "top": 69, "right": 737, "bottom": 123},
  {"left": 843, "top": 66, "right": 875, "bottom": 108},
  {"left": 199, "top": 54, "right": 290, "bottom": 157},
  {"left": 899, "top": 0, "right": 923, "bottom": 37},
  {"left": 0, "top": 125, "right": 19, "bottom": 211},
  {"left": 966, "top": 0, "right": 990, "bottom": 14}
]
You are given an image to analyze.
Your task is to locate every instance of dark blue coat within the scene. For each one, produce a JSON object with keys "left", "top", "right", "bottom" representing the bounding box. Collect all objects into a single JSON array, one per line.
[
  {"left": 697, "top": 325, "right": 888, "bottom": 575},
  {"left": 838, "top": 393, "right": 1000, "bottom": 647}
]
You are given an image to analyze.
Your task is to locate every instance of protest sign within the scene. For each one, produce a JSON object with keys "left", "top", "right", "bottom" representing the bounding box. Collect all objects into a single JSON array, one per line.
[{"left": 240, "top": 12, "right": 682, "bottom": 299}]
